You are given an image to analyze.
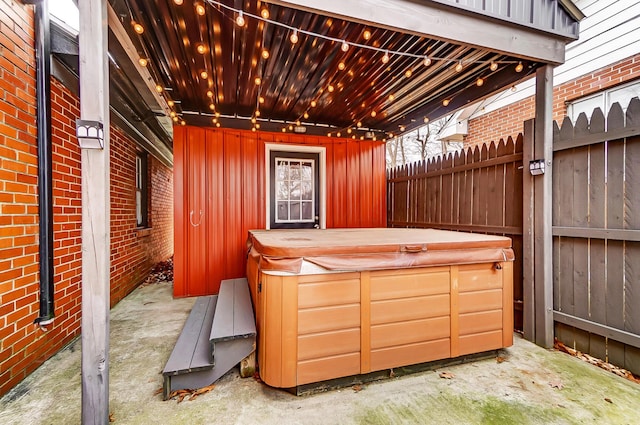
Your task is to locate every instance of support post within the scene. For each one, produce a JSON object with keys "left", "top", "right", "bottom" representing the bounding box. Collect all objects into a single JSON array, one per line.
[
  {"left": 522, "top": 119, "right": 535, "bottom": 342},
  {"left": 79, "top": 0, "right": 110, "bottom": 423},
  {"left": 533, "top": 65, "right": 554, "bottom": 348}
]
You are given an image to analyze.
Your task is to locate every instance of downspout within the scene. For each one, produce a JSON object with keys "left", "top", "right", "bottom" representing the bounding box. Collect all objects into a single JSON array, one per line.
[{"left": 31, "top": 0, "right": 55, "bottom": 328}]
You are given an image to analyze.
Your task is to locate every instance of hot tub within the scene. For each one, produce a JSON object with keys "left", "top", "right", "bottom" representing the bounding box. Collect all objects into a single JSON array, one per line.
[{"left": 246, "top": 228, "right": 514, "bottom": 388}]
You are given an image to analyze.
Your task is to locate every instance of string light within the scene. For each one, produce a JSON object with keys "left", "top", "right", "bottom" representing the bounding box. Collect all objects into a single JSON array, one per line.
[
  {"left": 455, "top": 61, "right": 463, "bottom": 72},
  {"left": 338, "top": 62, "right": 345, "bottom": 71},
  {"left": 442, "top": 99, "right": 450, "bottom": 106},
  {"left": 423, "top": 117, "right": 429, "bottom": 123},
  {"left": 167, "top": 100, "right": 175, "bottom": 107},
  {"left": 207, "top": 90, "right": 213, "bottom": 98},
  {"left": 303, "top": 112, "right": 309, "bottom": 119},
  {"left": 181, "top": 120, "right": 186, "bottom": 125},
  {"left": 347, "top": 128, "right": 352, "bottom": 134},
  {"left": 133, "top": 22, "right": 144, "bottom": 34},
  {"left": 290, "top": 30, "right": 299, "bottom": 44},
  {"left": 476, "top": 77, "right": 484, "bottom": 86},
  {"left": 356, "top": 121, "right": 362, "bottom": 127},
  {"left": 511, "top": 85, "right": 517, "bottom": 92},
  {"left": 254, "top": 77, "right": 261, "bottom": 85},
  {"left": 405, "top": 69, "right": 412, "bottom": 78},
  {"left": 196, "top": 43, "right": 206, "bottom": 54},
  {"left": 195, "top": 3, "right": 206, "bottom": 16},
  {"left": 371, "top": 111, "right": 377, "bottom": 117},
  {"left": 261, "top": 49, "right": 270, "bottom": 59},
  {"left": 216, "top": 122, "right": 221, "bottom": 127},
  {"left": 200, "top": 71, "right": 208, "bottom": 79},
  {"left": 212, "top": 117, "right": 217, "bottom": 123},
  {"left": 259, "top": 96, "right": 265, "bottom": 104},
  {"left": 170, "top": 111, "right": 176, "bottom": 117},
  {"left": 255, "top": 110, "right": 261, "bottom": 117},
  {"left": 173, "top": 0, "right": 183, "bottom": 5},
  {"left": 327, "top": 85, "right": 334, "bottom": 92},
  {"left": 515, "top": 62, "right": 524, "bottom": 72},
  {"left": 209, "top": 104, "right": 215, "bottom": 110},
  {"left": 202, "top": 1, "right": 516, "bottom": 71},
  {"left": 236, "top": 11, "right": 245, "bottom": 27},
  {"left": 155, "top": 84, "right": 163, "bottom": 93},
  {"left": 138, "top": 57, "right": 148, "bottom": 67},
  {"left": 310, "top": 100, "right": 317, "bottom": 107},
  {"left": 341, "top": 41, "right": 349, "bottom": 52},
  {"left": 388, "top": 94, "right": 395, "bottom": 101},
  {"left": 490, "top": 61, "right": 498, "bottom": 71}
]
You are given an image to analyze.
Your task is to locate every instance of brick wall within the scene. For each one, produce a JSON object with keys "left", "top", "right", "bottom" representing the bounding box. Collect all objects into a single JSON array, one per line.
[
  {"left": 0, "top": 0, "right": 173, "bottom": 397},
  {"left": 465, "top": 53, "right": 640, "bottom": 147}
]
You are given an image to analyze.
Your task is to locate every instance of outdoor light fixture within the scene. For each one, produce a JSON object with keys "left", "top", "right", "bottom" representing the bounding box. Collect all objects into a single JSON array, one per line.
[
  {"left": 529, "top": 159, "right": 546, "bottom": 175},
  {"left": 76, "top": 120, "right": 104, "bottom": 150}
]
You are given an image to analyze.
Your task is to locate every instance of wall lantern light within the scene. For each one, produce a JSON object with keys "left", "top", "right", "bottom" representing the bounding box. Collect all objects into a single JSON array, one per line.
[
  {"left": 76, "top": 119, "right": 104, "bottom": 149},
  {"left": 529, "top": 159, "right": 545, "bottom": 176}
]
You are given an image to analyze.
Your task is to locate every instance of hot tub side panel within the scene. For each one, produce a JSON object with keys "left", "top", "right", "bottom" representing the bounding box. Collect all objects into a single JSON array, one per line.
[{"left": 250, "top": 261, "right": 513, "bottom": 388}]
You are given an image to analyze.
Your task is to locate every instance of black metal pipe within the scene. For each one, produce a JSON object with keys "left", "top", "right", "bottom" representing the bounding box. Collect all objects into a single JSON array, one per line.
[{"left": 32, "top": 0, "right": 55, "bottom": 327}]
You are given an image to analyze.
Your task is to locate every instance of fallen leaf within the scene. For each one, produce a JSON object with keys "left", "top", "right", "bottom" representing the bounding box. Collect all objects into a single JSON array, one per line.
[
  {"left": 496, "top": 356, "right": 506, "bottom": 363},
  {"left": 604, "top": 398, "right": 613, "bottom": 404},
  {"left": 439, "top": 371, "right": 454, "bottom": 379},
  {"left": 153, "top": 387, "right": 163, "bottom": 396},
  {"left": 389, "top": 368, "right": 396, "bottom": 378},
  {"left": 109, "top": 413, "right": 115, "bottom": 422},
  {"left": 549, "top": 380, "right": 564, "bottom": 390},
  {"left": 189, "top": 384, "right": 215, "bottom": 400},
  {"left": 352, "top": 384, "right": 362, "bottom": 393}
]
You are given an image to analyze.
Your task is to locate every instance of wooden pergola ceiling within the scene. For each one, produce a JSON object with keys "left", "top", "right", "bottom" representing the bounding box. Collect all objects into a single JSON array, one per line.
[{"left": 108, "top": 0, "right": 580, "bottom": 138}]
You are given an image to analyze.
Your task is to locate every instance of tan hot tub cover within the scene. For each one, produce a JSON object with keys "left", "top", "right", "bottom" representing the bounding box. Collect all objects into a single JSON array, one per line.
[{"left": 247, "top": 228, "right": 515, "bottom": 274}]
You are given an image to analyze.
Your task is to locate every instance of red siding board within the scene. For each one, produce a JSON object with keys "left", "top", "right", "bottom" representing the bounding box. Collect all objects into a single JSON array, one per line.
[{"left": 174, "top": 127, "right": 387, "bottom": 296}]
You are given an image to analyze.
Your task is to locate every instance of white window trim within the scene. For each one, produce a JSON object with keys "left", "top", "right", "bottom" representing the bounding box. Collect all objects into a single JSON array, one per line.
[{"left": 265, "top": 143, "right": 326, "bottom": 230}]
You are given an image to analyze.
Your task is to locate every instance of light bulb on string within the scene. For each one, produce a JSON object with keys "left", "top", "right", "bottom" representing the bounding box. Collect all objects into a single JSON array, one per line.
[
  {"left": 327, "top": 85, "right": 334, "bottom": 93},
  {"left": 261, "top": 49, "right": 270, "bottom": 59},
  {"left": 173, "top": 0, "right": 183, "bottom": 5},
  {"left": 363, "top": 30, "right": 371, "bottom": 40},
  {"left": 455, "top": 61, "right": 463, "bottom": 72},
  {"left": 138, "top": 57, "right": 148, "bottom": 67},
  {"left": 442, "top": 99, "right": 450, "bottom": 106},
  {"left": 405, "top": 69, "right": 412, "bottom": 78},
  {"left": 490, "top": 61, "right": 498, "bottom": 71},
  {"left": 341, "top": 41, "right": 349, "bottom": 52},
  {"left": 255, "top": 110, "right": 261, "bottom": 117},
  {"left": 423, "top": 57, "right": 431, "bottom": 66},
  {"left": 303, "top": 112, "right": 309, "bottom": 119},
  {"left": 259, "top": 96, "right": 265, "bottom": 104},
  {"left": 155, "top": 84, "right": 163, "bottom": 93},
  {"left": 290, "top": 30, "right": 299, "bottom": 44},
  {"left": 196, "top": 43, "right": 206, "bottom": 54},
  {"left": 254, "top": 77, "right": 261, "bottom": 85},
  {"left": 195, "top": 3, "right": 205, "bottom": 16},
  {"left": 200, "top": 71, "right": 208, "bottom": 79},
  {"left": 371, "top": 111, "right": 377, "bottom": 117},
  {"left": 476, "top": 77, "right": 484, "bottom": 87},
  {"left": 388, "top": 94, "right": 395, "bottom": 101},
  {"left": 347, "top": 128, "right": 352, "bottom": 134},
  {"left": 260, "top": 8, "right": 270, "bottom": 19},
  {"left": 207, "top": 90, "right": 213, "bottom": 98},
  {"left": 381, "top": 51, "right": 390, "bottom": 64},
  {"left": 181, "top": 120, "right": 186, "bottom": 126},
  {"left": 133, "top": 22, "right": 144, "bottom": 34},
  {"left": 310, "top": 100, "right": 317, "bottom": 107},
  {"left": 216, "top": 122, "right": 221, "bottom": 127},
  {"left": 236, "top": 11, "right": 245, "bottom": 27},
  {"left": 209, "top": 104, "right": 215, "bottom": 110},
  {"left": 338, "top": 62, "right": 345, "bottom": 71},
  {"left": 515, "top": 62, "right": 524, "bottom": 72},
  {"left": 167, "top": 100, "right": 175, "bottom": 107},
  {"left": 423, "top": 117, "right": 429, "bottom": 124},
  {"left": 356, "top": 121, "right": 362, "bottom": 128},
  {"left": 251, "top": 117, "right": 256, "bottom": 124}
]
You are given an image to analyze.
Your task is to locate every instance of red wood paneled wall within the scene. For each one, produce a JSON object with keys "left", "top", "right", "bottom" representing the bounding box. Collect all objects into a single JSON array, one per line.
[{"left": 173, "top": 126, "right": 387, "bottom": 297}]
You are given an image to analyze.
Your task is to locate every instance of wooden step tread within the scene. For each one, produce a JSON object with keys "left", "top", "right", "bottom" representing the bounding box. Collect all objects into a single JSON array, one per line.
[
  {"left": 210, "top": 278, "right": 256, "bottom": 343},
  {"left": 163, "top": 295, "right": 217, "bottom": 375}
]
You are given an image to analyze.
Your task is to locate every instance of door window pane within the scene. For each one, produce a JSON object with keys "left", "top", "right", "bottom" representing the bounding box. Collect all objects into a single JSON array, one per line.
[{"left": 274, "top": 157, "right": 315, "bottom": 223}]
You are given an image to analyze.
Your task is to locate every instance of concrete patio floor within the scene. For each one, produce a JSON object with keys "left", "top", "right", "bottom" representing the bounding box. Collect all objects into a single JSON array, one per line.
[{"left": 1, "top": 280, "right": 638, "bottom": 425}]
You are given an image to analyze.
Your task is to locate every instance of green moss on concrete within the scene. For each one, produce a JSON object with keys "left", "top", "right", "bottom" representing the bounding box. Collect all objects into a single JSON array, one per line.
[{"left": 358, "top": 393, "right": 576, "bottom": 425}]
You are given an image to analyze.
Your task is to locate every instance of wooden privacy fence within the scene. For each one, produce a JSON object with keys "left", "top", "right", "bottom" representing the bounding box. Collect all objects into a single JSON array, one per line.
[
  {"left": 387, "top": 136, "right": 524, "bottom": 330},
  {"left": 552, "top": 98, "right": 640, "bottom": 375}
]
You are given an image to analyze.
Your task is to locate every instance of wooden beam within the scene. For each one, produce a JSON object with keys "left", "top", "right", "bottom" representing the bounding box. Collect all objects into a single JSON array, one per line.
[
  {"left": 533, "top": 66, "right": 554, "bottom": 348},
  {"left": 268, "top": 0, "right": 567, "bottom": 64},
  {"left": 522, "top": 119, "right": 535, "bottom": 343},
  {"left": 79, "top": 0, "right": 110, "bottom": 423},
  {"left": 554, "top": 311, "right": 640, "bottom": 349},
  {"left": 552, "top": 226, "right": 640, "bottom": 241}
]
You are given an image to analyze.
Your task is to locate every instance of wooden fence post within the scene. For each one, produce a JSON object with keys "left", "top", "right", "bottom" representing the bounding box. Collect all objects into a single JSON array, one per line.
[
  {"left": 79, "top": 0, "right": 111, "bottom": 423},
  {"left": 522, "top": 119, "right": 535, "bottom": 342},
  {"left": 533, "top": 65, "right": 554, "bottom": 348}
]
